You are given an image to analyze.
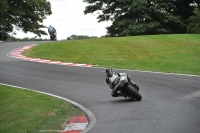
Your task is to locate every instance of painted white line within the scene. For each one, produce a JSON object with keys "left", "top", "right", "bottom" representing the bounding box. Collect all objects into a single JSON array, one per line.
[
  {"left": 48, "top": 61, "right": 61, "bottom": 64},
  {"left": 34, "top": 60, "right": 51, "bottom": 63},
  {"left": 81, "top": 64, "right": 94, "bottom": 67},
  {"left": 63, "top": 63, "right": 73, "bottom": 65},
  {"left": 58, "top": 62, "right": 73, "bottom": 65},
  {"left": 70, "top": 64, "right": 87, "bottom": 66},
  {"left": 64, "top": 122, "right": 88, "bottom": 132},
  {"left": 28, "top": 58, "right": 42, "bottom": 61}
]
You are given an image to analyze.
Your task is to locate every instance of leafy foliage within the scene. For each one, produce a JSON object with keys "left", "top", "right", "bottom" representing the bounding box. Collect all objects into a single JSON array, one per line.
[
  {"left": 187, "top": 7, "right": 200, "bottom": 33},
  {"left": 84, "top": 0, "right": 200, "bottom": 36},
  {"left": 0, "top": 0, "right": 52, "bottom": 40}
]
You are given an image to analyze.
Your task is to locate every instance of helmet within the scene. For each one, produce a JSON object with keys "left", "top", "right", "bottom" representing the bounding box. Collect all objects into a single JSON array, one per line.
[{"left": 106, "top": 68, "right": 113, "bottom": 77}]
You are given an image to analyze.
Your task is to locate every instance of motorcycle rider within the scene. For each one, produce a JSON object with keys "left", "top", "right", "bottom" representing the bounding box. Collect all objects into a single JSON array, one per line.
[
  {"left": 48, "top": 25, "right": 57, "bottom": 40},
  {"left": 105, "top": 68, "right": 139, "bottom": 97}
]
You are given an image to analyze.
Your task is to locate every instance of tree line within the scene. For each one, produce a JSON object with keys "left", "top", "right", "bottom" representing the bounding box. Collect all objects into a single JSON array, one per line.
[
  {"left": 84, "top": 0, "right": 200, "bottom": 36},
  {"left": 3, "top": 34, "right": 50, "bottom": 42},
  {"left": 1, "top": 0, "right": 200, "bottom": 41},
  {"left": 4, "top": 34, "right": 99, "bottom": 42}
]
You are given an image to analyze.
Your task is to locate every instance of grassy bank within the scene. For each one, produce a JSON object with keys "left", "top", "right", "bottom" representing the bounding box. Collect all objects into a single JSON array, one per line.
[
  {"left": 24, "top": 34, "right": 200, "bottom": 75},
  {"left": 0, "top": 84, "right": 84, "bottom": 133}
]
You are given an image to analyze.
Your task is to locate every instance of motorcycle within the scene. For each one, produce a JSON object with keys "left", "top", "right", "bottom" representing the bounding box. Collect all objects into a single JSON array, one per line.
[
  {"left": 49, "top": 31, "right": 57, "bottom": 41},
  {"left": 48, "top": 26, "right": 57, "bottom": 41},
  {"left": 106, "top": 69, "right": 142, "bottom": 101}
]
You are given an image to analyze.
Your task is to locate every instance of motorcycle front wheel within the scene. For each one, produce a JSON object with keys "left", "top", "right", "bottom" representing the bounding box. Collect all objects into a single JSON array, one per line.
[{"left": 125, "top": 85, "right": 142, "bottom": 101}]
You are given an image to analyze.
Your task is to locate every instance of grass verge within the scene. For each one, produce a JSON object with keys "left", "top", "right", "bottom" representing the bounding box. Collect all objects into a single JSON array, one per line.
[
  {"left": 23, "top": 34, "right": 200, "bottom": 75},
  {"left": 0, "top": 84, "right": 84, "bottom": 133}
]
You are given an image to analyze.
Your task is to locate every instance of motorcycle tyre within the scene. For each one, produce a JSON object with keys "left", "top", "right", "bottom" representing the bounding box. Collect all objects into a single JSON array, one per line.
[
  {"left": 51, "top": 37, "right": 56, "bottom": 41},
  {"left": 125, "top": 85, "right": 142, "bottom": 101}
]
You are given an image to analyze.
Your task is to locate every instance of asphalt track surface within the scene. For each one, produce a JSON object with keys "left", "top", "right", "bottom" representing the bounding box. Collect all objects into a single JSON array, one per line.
[{"left": 1, "top": 41, "right": 200, "bottom": 133}]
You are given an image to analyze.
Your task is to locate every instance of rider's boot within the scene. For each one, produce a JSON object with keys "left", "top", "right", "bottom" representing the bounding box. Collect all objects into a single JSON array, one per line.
[
  {"left": 129, "top": 80, "right": 140, "bottom": 92},
  {"left": 127, "top": 75, "right": 140, "bottom": 92},
  {"left": 133, "top": 83, "right": 140, "bottom": 92}
]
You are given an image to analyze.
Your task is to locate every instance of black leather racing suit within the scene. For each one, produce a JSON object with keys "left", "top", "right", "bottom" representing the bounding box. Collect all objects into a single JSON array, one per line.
[{"left": 106, "top": 72, "right": 139, "bottom": 97}]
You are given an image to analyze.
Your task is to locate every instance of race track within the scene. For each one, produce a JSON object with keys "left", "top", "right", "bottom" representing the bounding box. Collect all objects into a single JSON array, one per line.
[{"left": 0, "top": 41, "right": 200, "bottom": 133}]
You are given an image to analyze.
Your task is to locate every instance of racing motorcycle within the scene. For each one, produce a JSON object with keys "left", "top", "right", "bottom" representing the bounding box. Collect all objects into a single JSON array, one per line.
[
  {"left": 106, "top": 68, "right": 142, "bottom": 101},
  {"left": 49, "top": 31, "right": 57, "bottom": 41},
  {"left": 48, "top": 25, "right": 57, "bottom": 41}
]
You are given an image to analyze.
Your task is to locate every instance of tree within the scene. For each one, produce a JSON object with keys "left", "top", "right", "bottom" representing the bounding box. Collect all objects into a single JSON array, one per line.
[
  {"left": 0, "top": 0, "right": 52, "bottom": 40},
  {"left": 187, "top": 7, "right": 200, "bottom": 33},
  {"left": 0, "top": 0, "right": 9, "bottom": 40},
  {"left": 171, "top": 0, "right": 200, "bottom": 33},
  {"left": 83, "top": 0, "right": 200, "bottom": 36}
]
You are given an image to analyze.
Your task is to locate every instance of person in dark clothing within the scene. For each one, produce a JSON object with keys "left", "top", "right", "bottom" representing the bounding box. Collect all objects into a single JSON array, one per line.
[{"left": 105, "top": 68, "right": 139, "bottom": 97}]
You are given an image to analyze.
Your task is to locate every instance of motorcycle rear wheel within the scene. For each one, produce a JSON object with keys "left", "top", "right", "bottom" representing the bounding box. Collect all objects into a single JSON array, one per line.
[{"left": 125, "top": 85, "right": 142, "bottom": 101}]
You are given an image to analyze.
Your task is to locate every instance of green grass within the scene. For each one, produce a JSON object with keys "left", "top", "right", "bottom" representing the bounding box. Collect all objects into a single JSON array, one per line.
[
  {"left": 24, "top": 34, "right": 200, "bottom": 75},
  {"left": 0, "top": 84, "right": 84, "bottom": 133}
]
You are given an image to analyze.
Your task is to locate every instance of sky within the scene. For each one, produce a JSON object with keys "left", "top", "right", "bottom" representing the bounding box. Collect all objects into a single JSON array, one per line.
[{"left": 13, "top": 0, "right": 111, "bottom": 40}]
